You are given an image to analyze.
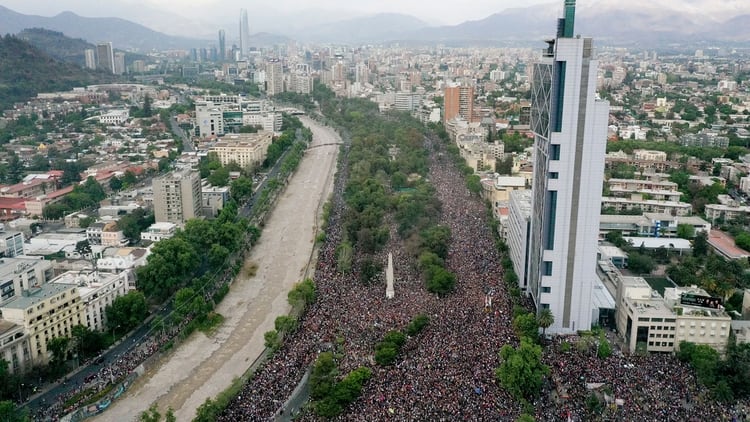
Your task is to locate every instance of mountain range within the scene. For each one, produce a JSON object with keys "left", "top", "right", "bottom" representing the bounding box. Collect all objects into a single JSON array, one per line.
[{"left": 1, "top": 2, "right": 750, "bottom": 50}]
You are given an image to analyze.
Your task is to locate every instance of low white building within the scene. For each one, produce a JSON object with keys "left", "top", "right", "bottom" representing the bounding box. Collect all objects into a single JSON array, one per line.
[
  {"left": 141, "top": 222, "right": 178, "bottom": 242},
  {"left": 616, "top": 277, "right": 731, "bottom": 354},
  {"left": 51, "top": 270, "right": 131, "bottom": 332},
  {"left": 0, "top": 320, "right": 31, "bottom": 374}
]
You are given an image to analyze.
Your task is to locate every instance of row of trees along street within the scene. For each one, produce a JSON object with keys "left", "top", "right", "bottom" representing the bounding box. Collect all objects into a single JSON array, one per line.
[{"left": 0, "top": 114, "right": 311, "bottom": 420}]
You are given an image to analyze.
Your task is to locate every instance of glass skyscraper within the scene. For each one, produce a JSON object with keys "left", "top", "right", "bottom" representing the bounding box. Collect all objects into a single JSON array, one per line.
[{"left": 528, "top": 0, "right": 610, "bottom": 334}]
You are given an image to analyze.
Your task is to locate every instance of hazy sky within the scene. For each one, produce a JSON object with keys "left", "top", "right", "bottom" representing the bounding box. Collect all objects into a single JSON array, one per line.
[{"left": 0, "top": 0, "right": 556, "bottom": 26}]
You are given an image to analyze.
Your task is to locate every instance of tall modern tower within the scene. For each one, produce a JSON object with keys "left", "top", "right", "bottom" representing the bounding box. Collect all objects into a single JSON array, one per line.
[
  {"left": 218, "top": 29, "right": 226, "bottom": 62},
  {"left": 239, "top": 9, "right": 250, "bottom": 58},
  {"left": 527, "top": 0, "right": 609, "bottom": 334}
]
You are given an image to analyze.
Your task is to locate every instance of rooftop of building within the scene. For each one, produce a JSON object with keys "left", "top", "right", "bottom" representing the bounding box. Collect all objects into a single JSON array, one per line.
[
  {"left": 707, "top": 229, "right": 750, "bottom": 259},
  {"left": 0, "top": 319, "right": 22, "bottom": 336},
  {"left": 0, "top": 282, "right": 77, "bottom": 310},
  {"left": 599, "top": 245, "right": 628, "bottom": 259},
  {"left": 623, "top": 237, "right": 692, "bottom": 250}
]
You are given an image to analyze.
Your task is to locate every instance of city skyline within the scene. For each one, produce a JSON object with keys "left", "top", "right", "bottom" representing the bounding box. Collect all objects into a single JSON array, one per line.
[{"left": 1, "top": 0, "right": 747, "bottom": 34}]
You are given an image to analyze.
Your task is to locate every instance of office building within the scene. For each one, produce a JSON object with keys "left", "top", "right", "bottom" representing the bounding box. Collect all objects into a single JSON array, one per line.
[
  {"left": 195, "top": 101, "right": 225, "bottom": 137},
  {"left": 239, "top": 9, "right": 250, "bottom": 58},
  {"left": 84, "top": 48, "right": 96, "bottom": 70},
  {"left": 527, "top": 0, "right": 609, "bottom": 334},
  {"left": 96, "top": 42, "right": 115, "bottom": 74},
  {"left": 209, "top": 132, "right": 273, "bottom": 169},
  {"left": 0, "top": 227, "right": 25, "bottom": 258},
  {"left": 152, "top": 169, "right": 202, "bottom": 224},
  {"left": 443, "top": 84, "right": 474, "bottom": 124},
  {"left": 218, "top": 29, "right": 226, "bottom": 62},
  {"left": 0, "top": 283, "right": 84, "bottom": 365},
  {"left": 52, "top": 271, "right": 131, "bottom": 332},
  {"left": 616, "top": 277, "right": 731, "bottom": 354},
  {"left": 0, "top": 256, "right": 53, "bottom": 306}
]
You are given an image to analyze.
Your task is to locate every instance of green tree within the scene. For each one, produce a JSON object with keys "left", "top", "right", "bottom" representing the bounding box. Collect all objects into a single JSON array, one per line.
[
  {"left": 71, "top": 324, "right": 105, "bottom": 359},
  {"left": 496, "top": 337, "right": 550, "bottom": 400},
  {"left": 336, "top": 241, "right": 353, "bottom": 274},
  {"left": 735, "top": 232, "right": 750, "bottom": 252},
  {"left": 5, "top": 153, "right": 24, "bottom": 184},
  {"left": 274, "top": 315, "right": 298, "bottom": 333},
  {"left": 693, "top": 231, "right": 709, "bottom": 256},
  {"left": 513, "top": 312, "right": 540, "bottom": 341},
  {"left": 425, "top": 266, "right": 456, "bottom": 296},
  {"left": 0, "top": 400, "right": 29, "bottom": 422},
  {"left": 466, "top": 174, "right": 482, "bottom": 195},
  {"left": 676, "top": 223, "right": 695, "bottom": 239},
  {"left": 140, "top": 403, "right": 162, "bottom": 422},
  {"left": 47, "top": 336, "right": 70, "bottom": 364},
  {"left": 374, "top": 342, "right": 399, "bottom": 366},
  {"left": 264, "top": 330, "right": 282, "bottom": 351},
  {"left": 106, "top": 291, "right": 148, "bottom": 333},
  {"left": 627, "top": 252, "right": 655, "bottom": 274},
  {"left": 420, "top": 225, "right": 452, "bottom": 259},
  {"left": 109, "top": 176, "right": 123, "bottom": 192},
  {"left": 310, "top": 352, "right": 337, "bottom": 400},
  {"left": 229, "top": 176, "right": 254, "bottom": 203},
  {"left": 537, "top": 308, "right": 555, "bottom": 338},
  {"left": 207, "top": 167, "right": 230, "bottom": 187},
  {"left": 122, "top": 170, "right": 138, "bottom": 187},
  {"left": 597, "top": 333, "right": 612, "bottom": 359},
  {"left": 29, "top": 154, "right": 50, "bottom": 171},
  {"left": 287, "top": 278, "right": 316, "bottom": 309}
]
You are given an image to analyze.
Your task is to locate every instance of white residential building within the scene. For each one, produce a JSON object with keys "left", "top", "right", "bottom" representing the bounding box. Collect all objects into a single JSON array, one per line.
[{"left": 51, "top": 270, "right": 130, "bottom": 332}]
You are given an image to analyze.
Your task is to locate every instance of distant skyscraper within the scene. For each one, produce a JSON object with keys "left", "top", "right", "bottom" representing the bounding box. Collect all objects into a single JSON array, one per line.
[
  {"left": 527, "top": 0, "right": 609, "bottom": 334},
  {"left": 239, "top": 9, "right": 250, "bottom": 58},
  {"left": 218, "top": 29, "right": 226, "bottom": 61},
  {"left": 96, "top": 42, "right": 115, "bottom": 74},
  {"left": 84, "top": 48, "right": 96, "bottom": 70},
  {"left": 443, "top": 84, "right": 474, "bottom": 124}
]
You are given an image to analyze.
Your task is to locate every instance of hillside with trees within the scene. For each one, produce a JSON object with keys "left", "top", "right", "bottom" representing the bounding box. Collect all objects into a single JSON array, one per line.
[
  {"left": 16, "top": 28, "right": 93, "bottom": 66},
  {"left": 0, "top": 34, "right": 116, "bottom": 109}
]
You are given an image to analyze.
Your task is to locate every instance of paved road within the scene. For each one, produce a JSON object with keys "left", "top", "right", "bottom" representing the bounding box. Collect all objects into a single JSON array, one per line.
[
  {"left": 24, "top": 308, "right": 167, "bottom": 417},
  {"left": 92, "top": 117, "right": 339, "bottom": 421}
]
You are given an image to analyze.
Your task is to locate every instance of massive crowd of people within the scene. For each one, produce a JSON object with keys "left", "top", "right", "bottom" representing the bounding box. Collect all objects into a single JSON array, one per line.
[
  {"left": 30, "top": 125, "right": 749, "bottom": 421},
  {"left": 32, "top": 324, "right": 183, "bottom": 421},
  {"left": 219, "top": 134, "right": 749, "bottom": 421}
]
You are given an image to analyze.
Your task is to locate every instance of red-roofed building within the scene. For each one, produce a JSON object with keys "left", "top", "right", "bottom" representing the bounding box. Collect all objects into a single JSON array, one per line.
[
  {"left": 25, "top": 185, "right": 75, "bottom": 217},
  {"left": 707, "top": 230, "right": 750, "bottom": 260},
  {"left": 0, "top": 197, "right": 27, "bottom": 220}
]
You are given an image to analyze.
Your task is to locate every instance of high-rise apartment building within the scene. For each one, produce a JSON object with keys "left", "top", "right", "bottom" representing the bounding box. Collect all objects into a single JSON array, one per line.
[
  {"left": 218, "top": 29, "right": 226, "bottom": 61},
  {"left": 114, "top": 52, "right": 126, "bottom": 75},
  {"left": 84, "top": 48, "right": 96, "bottom": 70},
  {"left": 527, "top": 0, "right": 609, "bottom": 334},
  {"left": 153, "top": 169, "right": 202, "bottom": 224},
  {"left": 239, "top": 9, "right": 250, "bottom": 58},
  {"left": 266, "top": 59, "right": 284, "bottom": 96},
  {"left": 443, "top": 84, "right": 474, "bottom": 124},
  {"left": 96, "top": 42, "right": 115, "bottom": 74}
]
